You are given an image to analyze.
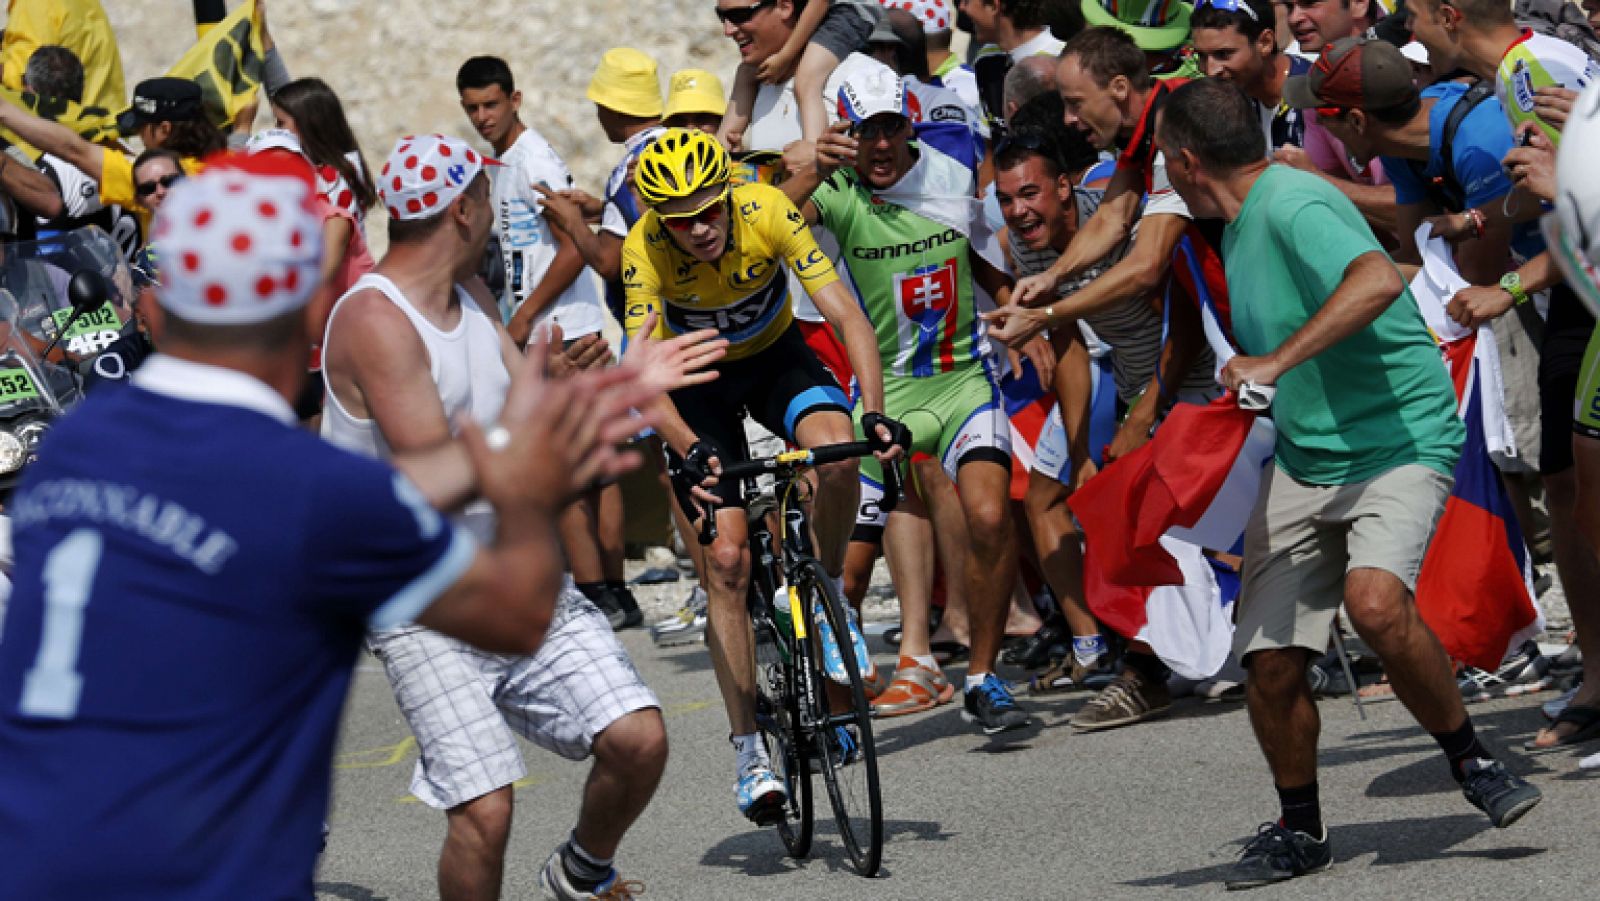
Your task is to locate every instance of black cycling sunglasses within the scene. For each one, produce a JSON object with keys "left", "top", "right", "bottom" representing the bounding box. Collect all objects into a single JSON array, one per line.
[
  {"left": 716, "top": 0, "right": 777, "bottom": 26},
  {"left": 849, "top": 115, "right": 910, "bottom": 142},
  {"left": 135, "top": 171, "right": 184, "bottom": 198}
]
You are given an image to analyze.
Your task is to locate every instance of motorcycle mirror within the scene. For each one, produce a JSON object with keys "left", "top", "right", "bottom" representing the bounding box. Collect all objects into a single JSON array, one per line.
[{"left": 67, "top": 270, "right": 109, "bottom": 314}]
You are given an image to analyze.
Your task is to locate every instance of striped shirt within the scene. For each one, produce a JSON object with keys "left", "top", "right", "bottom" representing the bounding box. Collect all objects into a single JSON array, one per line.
[{"left": 1009, "top": 185, "right": 1216, "bottom": 403}]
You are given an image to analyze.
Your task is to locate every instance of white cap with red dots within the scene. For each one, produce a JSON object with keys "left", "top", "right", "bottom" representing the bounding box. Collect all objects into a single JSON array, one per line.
[
  {"left": 884, "top": 0, "right": 952, "bottom": 33},
  {"left": 377, "top": 134, "right": 500, "bottom": 221},
  {"left": 151, "top": 153, "right": 325, "bottom": 325}
]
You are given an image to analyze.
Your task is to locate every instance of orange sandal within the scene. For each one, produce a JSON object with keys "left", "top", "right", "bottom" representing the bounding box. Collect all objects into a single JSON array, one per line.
[{"left": 871, "top": 657, "right": 955, "bottom": 718}]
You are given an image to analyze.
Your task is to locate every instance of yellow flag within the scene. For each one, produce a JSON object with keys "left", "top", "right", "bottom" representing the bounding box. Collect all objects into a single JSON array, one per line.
[
  {"left": 164, "top": 0, "right": 265, "bottom": 128},
  {"left": 0, "top": 85, "right": 123, "bottom": 159}
]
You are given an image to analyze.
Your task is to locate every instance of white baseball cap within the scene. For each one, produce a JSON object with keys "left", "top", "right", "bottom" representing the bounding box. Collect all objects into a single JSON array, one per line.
[
  {"left": 377, "top": 134, "right": 500, "bottom": 221},
  {"left": 150, "top": 153, "right": 325, "bottom": 325},
  {"left": 836, "top": 59, "right": 912, "bottom": 124},
  {"left": 245, "top": 127, "right": 304, "bottom": 157}
]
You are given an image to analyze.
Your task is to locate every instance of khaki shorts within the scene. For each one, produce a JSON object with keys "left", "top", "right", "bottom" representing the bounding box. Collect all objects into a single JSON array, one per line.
[{"left": 1233, "top": 464, "right": 1452, "bottom": 660}]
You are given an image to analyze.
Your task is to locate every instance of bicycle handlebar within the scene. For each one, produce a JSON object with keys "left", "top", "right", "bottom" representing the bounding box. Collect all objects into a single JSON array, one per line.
[{"left": 693, "top": 440, "right": 906, "bottom": 545}]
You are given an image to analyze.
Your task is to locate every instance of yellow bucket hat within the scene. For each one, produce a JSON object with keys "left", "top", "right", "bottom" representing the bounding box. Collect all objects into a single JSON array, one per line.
[
  {"left": 664, "top": 68, "right": 728, "bottom": 119},
  {"left": 587, "top": 47, "right": 663, "bottom": 118}
]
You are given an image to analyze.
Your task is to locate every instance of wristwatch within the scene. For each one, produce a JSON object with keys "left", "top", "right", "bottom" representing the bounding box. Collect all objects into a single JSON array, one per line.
[{"left": 1500, "top": 272, "right": 1530, "bottom": 306}]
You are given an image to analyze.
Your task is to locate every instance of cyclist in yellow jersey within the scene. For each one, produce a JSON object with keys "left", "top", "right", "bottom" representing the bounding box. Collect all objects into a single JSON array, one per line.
[{"left": 620, "top": 129, "right": 906, "bottom": 825}]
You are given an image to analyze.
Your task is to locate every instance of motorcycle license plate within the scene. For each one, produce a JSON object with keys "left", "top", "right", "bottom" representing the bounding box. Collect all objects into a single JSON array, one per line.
[{"left": 0, "top": 367, "right": 40, "bottom": 403}]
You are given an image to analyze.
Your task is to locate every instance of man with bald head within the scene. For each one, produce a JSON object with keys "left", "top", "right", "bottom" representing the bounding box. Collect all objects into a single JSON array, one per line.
[{"left": 1003, "top": 54, "right": 1058, "bottom": 122}]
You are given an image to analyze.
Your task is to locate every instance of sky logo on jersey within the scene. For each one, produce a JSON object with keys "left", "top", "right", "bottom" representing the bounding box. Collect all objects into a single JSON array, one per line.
[
  {"left": 663, "top": 276, "right": 785, "bottom": 343},
  {"left": 894, "top": 258, "right": 960, "bottom": 376}
]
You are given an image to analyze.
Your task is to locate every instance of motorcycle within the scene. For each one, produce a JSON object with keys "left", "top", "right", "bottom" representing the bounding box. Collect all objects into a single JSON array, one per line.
[{"left": 0, "top": 227, "right": 135, "bottom": 496}]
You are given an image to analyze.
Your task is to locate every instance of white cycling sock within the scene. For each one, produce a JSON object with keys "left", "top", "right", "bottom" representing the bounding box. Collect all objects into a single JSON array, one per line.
[
  {"left": 965, "top": 673, "right": 990, "bottom": 693},
  {"left": 732, "top": 733, "right": 769, "bottom": 773},
  {"left": 911, "top": 654, "right": 938, "bottom": 671}
]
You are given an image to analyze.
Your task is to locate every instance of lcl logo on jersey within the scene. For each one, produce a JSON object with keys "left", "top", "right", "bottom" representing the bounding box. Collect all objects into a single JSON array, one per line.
[{"left": 731, "top": 259, "right": 772, "bottom": 287}]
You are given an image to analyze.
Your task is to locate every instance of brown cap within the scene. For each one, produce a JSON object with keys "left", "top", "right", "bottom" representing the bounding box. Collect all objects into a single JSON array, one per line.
[{"left": 1283, "top": 36, "right": 1418, "bottom": 112}]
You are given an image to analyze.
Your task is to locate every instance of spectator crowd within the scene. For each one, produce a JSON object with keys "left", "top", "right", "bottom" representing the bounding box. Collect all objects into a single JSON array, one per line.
[{"left": 2, "top": 0, "right": 1600, "bottom": 898}]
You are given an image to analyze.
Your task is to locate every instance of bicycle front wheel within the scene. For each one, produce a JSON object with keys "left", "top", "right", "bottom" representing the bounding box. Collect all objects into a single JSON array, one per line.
[
  {"left": 754, "top": 611, "right": 813, "bottom": 858},
  {"left": 796, "top": 559, "right": 883, "bottom": 877}
]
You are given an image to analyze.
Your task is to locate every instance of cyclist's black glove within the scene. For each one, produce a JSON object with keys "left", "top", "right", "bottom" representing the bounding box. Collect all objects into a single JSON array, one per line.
[
  {"left": 861, "top": 412, "right": 911, "bottom": 454},
  {"left": 680, "top": 439, "right": 723, "bottom": 488}
]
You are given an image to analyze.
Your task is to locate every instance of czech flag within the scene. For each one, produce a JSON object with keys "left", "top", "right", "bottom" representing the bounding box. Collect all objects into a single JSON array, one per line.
[{"left": 1415, "top": 338, "right": 1542, "bottom": 671}]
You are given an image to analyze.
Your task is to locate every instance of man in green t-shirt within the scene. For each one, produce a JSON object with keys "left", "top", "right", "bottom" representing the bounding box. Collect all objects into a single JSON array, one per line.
[
  {"left": 1154, "top": 79, "right": 1540, "bottom": 890},
  {"left": 781, "top": 61, "right": 1032, "bottom": 734}
]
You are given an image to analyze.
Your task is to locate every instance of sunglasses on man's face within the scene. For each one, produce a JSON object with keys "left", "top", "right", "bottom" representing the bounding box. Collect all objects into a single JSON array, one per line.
[
  {"left": 135, "top": 171, "right": 184, "bottom": 198},
  {"left": 849, "top": 115, "right": 909, "bottom": 142},
  {"left": 662, "top": 197, "right": 727, "bottom": 231},
  {"left": 716, "top": 0, "right": 776, "bottom": 26}
]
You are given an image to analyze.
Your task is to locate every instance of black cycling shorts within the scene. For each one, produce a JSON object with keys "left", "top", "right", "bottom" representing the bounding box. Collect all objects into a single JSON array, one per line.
[
  {"left": 666, "top": 325, "right": 851, "bottom": 508},
  {"left": 1539, "top": 284, "right": 1595, "bottom": 474}
]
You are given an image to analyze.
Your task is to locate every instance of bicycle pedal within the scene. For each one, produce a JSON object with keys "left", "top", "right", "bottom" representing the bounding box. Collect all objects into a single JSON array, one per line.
[{"left": 746, "top": 794, "right": 788, "bottom": 828}]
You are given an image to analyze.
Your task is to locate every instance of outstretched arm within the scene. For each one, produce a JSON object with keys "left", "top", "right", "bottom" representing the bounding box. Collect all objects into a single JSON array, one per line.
[{"left": 0, "top": 97, "right": 103, "bottom": 179}]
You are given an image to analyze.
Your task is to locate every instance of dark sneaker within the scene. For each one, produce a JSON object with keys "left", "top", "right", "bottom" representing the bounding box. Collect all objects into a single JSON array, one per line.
[
  {"left": 1225, "top": 822, "right": 1332, "bottom": 890},
  {"left": 1460, "top": 758, "right": 1542, "bottom": 828},
  {"left": 1001, "top": 618, "right": 1069, "bottom": 669},
  {"left": 961, "top": 673, "right": 1030, "bottom": 734},
  {"left": 1071, "top": 669, "right": 1171, "bottom": 732},
  {"left": 607, "top": 586, "right": 644, "bottom": 630}
]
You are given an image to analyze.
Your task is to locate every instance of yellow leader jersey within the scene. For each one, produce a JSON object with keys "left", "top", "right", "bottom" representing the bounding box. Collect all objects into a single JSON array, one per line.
[{"left": 621, "top": 183, "right": 838, "bottom": 360}]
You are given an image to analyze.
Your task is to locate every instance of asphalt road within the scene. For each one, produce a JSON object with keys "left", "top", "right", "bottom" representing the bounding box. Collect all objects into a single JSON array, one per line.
[{"left": 315, "top": 626, "right": 1599, "bottom": 900}]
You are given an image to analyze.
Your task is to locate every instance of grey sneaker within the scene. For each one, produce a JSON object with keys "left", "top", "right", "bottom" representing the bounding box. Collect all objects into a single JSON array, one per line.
[
  {"left": 1460, "top": 758, "right": 1542, "bottom": 828},
  {"left": 539, "top": 847, "right": 644, "bottom": 900},
  {"left": 651, "top": 586, "right": 708, "bottom": 646},
  {"left": 1225, "top": 822, "right": 1332, "bottom": 890}
]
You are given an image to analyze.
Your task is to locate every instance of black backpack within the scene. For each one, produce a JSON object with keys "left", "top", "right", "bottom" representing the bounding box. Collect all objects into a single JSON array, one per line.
[{"left": 1405, "top": 79, "right": 1496, "bottom": 214}]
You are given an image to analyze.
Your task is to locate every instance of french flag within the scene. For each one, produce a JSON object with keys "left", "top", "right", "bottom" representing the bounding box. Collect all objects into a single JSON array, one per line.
[{"left": 1069, "top": 399, "right": 1275, "bottom": 679}]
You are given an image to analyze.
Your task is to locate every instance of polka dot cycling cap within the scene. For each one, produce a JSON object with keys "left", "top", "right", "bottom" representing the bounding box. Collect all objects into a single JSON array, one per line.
[
  {"left": 377, "top": 133, "right": 500, "bottom": 221},
  {"left": 151, "top": 152, "right": 325, "bottom": 325},
  {"left": 883, "top": 0, "right": 953, "bottom": 33}
]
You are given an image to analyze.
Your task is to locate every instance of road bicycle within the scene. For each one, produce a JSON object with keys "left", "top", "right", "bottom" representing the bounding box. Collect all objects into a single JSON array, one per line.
[{"left": 699, "top": 439, "right": 903, "bottom": 877}]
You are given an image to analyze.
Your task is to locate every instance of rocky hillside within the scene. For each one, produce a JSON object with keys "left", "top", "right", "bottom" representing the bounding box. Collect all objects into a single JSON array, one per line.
[{"left": 66, "top": 1, "right": 740, "bottom": 202}]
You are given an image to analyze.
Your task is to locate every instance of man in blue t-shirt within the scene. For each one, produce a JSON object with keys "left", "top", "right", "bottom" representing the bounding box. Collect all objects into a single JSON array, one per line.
[
  {"left": 0, "top": 154, "right": 673, "bottom": 899},
  {"left": 1296, "top": 37, "right": 1534, "bottom": 287}
]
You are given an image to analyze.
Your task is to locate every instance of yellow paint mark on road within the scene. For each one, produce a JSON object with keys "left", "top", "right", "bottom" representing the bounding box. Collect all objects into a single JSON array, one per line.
[
  {"left": 661, "top": 700, "right": 716, "bottom": 716},
  {"left": 335, "top": 736, "right": 416, "bottom": 770}
]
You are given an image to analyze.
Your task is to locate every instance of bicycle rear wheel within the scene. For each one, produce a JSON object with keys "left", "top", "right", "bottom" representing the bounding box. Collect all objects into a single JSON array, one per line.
[
  {"left": 754, "top": 611, "right": 813, "bottom": 857},
  {"left": 796, "top": 559, "right": 883, "bottom": 877}
]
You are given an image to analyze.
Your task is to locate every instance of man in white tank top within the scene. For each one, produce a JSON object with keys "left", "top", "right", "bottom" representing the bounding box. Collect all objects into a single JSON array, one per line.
[{"left": 321, "top": 134, "right": 667, "bottom": 901}]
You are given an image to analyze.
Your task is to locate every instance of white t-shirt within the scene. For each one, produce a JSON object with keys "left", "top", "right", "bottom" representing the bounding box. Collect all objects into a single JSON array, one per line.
[
  {"left": 601, "top": 126, "right": 665, "bottom": 240},
  {"left": 36, "top": 153, "right": 142, "bottom": 262},
  {"left": 1010, "top": 30, "right": 1065, "bottom": 62},
  {"left": 490, "top": 127, "right": 606, "bottom": 338},
  {"left": 745, "top": 54, "right": 870, "bottom": 323}
]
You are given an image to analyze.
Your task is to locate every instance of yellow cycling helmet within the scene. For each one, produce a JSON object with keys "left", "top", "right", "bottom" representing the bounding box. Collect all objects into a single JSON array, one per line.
[{"left": 634, "top": 128, "right": 731, "bottom": 211}]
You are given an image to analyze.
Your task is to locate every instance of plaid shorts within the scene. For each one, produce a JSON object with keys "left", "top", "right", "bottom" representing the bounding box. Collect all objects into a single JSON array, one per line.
[{"left": 369, "top": 587, "right": 659, "bottom": 809}]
